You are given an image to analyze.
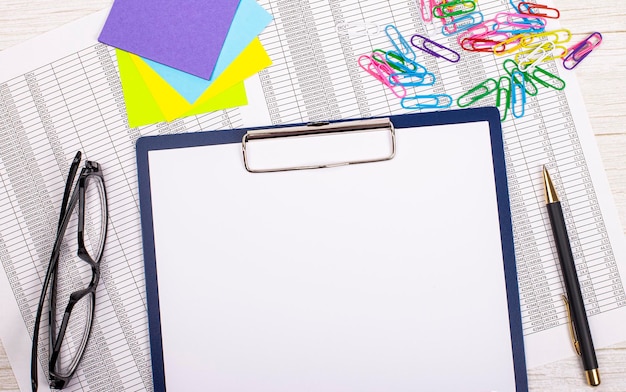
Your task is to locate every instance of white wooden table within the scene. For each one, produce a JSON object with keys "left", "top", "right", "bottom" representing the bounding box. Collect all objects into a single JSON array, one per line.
[{"left": 1, "top": 1, "right": 625, "bottom": 390}]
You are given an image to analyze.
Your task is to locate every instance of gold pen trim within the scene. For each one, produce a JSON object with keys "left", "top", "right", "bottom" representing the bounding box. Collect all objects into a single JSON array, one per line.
[
  {"left": 586, "top": 368, "right": 601, "bottom": 386},
  {"left": 562, "top": 295, "right": 581, "bottom": 356},
  {"left": 542, "top": 165, "right": 560, "bottom": 203}
]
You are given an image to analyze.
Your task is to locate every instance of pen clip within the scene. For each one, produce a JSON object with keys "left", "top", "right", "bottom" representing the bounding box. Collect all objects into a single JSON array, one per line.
[{"left": 562, "top": 295, "right": 581, "bottom": 356}]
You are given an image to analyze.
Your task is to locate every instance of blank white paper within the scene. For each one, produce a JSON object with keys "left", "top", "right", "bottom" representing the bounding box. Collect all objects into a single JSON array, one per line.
[{"left": 146, "top": 121, "right": 517, "bottom": 392}]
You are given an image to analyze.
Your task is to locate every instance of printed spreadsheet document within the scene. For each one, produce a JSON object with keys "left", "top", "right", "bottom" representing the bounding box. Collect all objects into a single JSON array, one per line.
[{"left": 1, "top": 1, "right": 626, "bottom": 391}]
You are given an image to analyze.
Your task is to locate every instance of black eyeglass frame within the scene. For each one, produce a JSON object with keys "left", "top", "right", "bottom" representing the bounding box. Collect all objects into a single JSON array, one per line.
[{"left": 30, "top": 151, "right": 108, "bottom": 391}]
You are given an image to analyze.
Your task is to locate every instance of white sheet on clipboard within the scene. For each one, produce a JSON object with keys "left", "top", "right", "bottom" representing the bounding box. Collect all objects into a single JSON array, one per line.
[{"left": 145, "top": 120, "right": 518, "bottom": 391}]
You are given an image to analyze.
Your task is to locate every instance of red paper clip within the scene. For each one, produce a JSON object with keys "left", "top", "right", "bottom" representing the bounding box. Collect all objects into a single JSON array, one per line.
[
  {"left": 518, "top": 3, "right": 560, "bottom": 19},
  {"left": 563, "top": 32, "right": 602, "bottom": 70}
]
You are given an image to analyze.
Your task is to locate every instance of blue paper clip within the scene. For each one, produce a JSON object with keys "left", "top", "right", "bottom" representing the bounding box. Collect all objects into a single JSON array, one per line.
[
  {"left": 389, "top": 72, "right": 436, "bottom": 87},
  {"left": 411, "top": 34, "right": 460, "bottom": 63},
  {"left": 401, "top": 94, "right": 453, "bottom": 110},
  {"left": 385, "top": 24, "right": 416, "bottom": 61},
  {"left": 442, "top": 12, "right": 484, "bottom": 36},
  {"left": 511, "top": 70, "right": 526, "bottom": 118}
]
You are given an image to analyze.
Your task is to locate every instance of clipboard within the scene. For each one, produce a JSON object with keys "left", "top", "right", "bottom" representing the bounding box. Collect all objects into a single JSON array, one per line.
[{"left": 136, "top": 107, "right": 528, "bottom": 391}]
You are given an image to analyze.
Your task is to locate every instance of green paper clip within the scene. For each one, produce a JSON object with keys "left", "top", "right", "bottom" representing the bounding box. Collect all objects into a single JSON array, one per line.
[
  {"left": 496, "top": 76, "right": 511, "bottom": 122},
  {"left": 502, "top": 59, "right": 538, "bottom": 96},
  {"left": 373, "top": 49, "right": 417, "bottom": 73},
  {"left": 528, "top": 65, "right": 566, "bottom": 90},
  {"left": 456, "top": 78, "right": 498, "bottom": 107}
]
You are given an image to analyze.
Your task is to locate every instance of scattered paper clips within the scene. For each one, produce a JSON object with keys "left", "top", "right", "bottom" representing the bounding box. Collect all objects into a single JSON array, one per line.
[{"left": 357, "top": 2, "right": 597, "bottom": 117}]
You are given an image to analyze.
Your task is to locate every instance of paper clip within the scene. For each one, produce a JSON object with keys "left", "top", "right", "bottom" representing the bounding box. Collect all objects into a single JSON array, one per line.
[
  {"left": 563, "top": 32, "right": 602, "bottom": 70},
  {"left": 495, "top": 12, "right": 546, "bottom": 34},
  {"left": 461, "top": 36, "right": 501, "bottom": 52},
  {"left": 492, "top": 34, "right": 525, "bottom": 55},
  {"left": 496, "top": 76, "right": 511, "bottom": 122},
  {"left": 521, "top": 29, "right": 572, "bottom": 46},
  {"left": 401, "top": 94, "right": 453, "bottom": 110},
  {"left": 457, "top": 78, "right": 498, "bottom": 107},
  {"left": 373, "top": 49, "right": 417, "bottom": 73},
  {"left": 511, "top": 70, "right": 526, "bottom": 118},
  {"left": 385, "top": 24, "right": 416, "bottom": 61},
  {"left": 411, "top": 34, "right": 460, "bottom": 63},
  {"left": 433, "top": 0, "right": 477, "bottom": 18},
  {"left": 336, "top": 21, "right": 380, "bottom": 37},
  {"left": 503, "top": 59, "right": 539, "bottom": 96},
  {"left": 528, "top": 65, "right": 566, "bottom": 90},
  {"left": 385, "top": 51, "right": 429, "bottom": 75},
  {"left": 451, "top": 11, "right": 485, "bottom": 34},
  {"left": 517, "top": 41, "right": 555, "bottom": 72},
  {"left": 518, "top": 2, "right": 560, "bottom": 19},
  {"left": 457, "top": 19, "right": 496, "bottom": 42},
  {"left": 419, "top": 0, "right": 434, "bottom": 22},
  {"left": 389, "top": 72, "right": 436, "bottom": 87},
  {"left": 358, "top": 54, "right": 407, "bottom": 99},
  {"left": 440, "top": 15, "right": 458, "bottom": 36},
  {"left": 515, "top": 42, "right": 567, "bottom": 67}
]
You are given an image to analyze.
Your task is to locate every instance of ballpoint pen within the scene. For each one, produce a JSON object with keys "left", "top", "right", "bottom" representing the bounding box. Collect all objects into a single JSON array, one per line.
[{"left": 542, "top": 166, "right": 601, "bottom": 386}]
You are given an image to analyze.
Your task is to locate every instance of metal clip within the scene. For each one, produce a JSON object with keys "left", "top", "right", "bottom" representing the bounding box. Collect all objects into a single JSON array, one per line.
[
  {"left": 242, "top": 118, "right": 396, "bottom": 173},
  {"left": 562, "top": 295, "right": 582, "bottom": 356}
]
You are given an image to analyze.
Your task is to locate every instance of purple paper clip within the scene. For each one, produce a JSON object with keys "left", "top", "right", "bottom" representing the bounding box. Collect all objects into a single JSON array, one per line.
[
  {"left": 563, "top": 32, "right": 602, "bottom": 70},
  {"left": 411, "top": 34, "right": 460, "bottom": 63}
]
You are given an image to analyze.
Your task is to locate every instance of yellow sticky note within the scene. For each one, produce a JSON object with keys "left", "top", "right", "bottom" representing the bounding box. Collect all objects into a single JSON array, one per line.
[
  {"left": 195, "top": 37, "right": 272, "bottom": 105},
  {"left": 117, "top": 49, "right": 165, "bottom": 127},
  {"left": 117, "top": 49, "right": 248, "bottom": 127},
  {"left": 132, "top": 37, "right": 271, "bottom": 121}
]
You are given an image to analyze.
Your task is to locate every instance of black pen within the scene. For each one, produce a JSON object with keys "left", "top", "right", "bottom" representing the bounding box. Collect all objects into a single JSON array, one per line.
[{"left": 542, "top": 166, "right": 600, "bottom": 386}]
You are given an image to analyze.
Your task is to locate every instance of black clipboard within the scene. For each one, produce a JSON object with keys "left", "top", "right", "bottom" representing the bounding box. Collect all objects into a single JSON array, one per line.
[{"left": 136, "top": 107, "right": 527, "bottom": 391}]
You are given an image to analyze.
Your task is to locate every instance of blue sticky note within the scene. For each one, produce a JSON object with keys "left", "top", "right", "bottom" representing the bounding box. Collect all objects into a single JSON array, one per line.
[{"left": 144, "top": 0, "right": 273, "bottom": 104}]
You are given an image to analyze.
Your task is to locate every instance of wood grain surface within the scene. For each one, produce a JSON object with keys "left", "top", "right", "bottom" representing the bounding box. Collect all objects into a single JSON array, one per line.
[{"left": 1, "top": 1, "right": 625, "bottom": 390}]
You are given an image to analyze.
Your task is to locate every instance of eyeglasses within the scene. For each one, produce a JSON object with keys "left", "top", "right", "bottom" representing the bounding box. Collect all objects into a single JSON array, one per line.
[{"left": 30, "top": 152, "right": 108, "bottom": 391}]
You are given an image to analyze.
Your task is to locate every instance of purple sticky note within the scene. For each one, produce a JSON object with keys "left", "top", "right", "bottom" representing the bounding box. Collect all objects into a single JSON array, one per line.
[{"left": 99, "top": 0, "right": 240, "bottom": 80}]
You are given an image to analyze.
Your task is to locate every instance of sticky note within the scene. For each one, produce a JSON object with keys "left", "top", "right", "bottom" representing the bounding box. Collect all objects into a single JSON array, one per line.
[
  {"left": 116, "top": 49, "right": 247, "bottom": 128},
  {"left": 133, "top": 38, "right": 271, "bottom": 121},
  {"left": 145, "top": 0, "right": 273, "bottom": 104},
  {"left": 100, "top": 0, "right": 240, "bottom": 80}
]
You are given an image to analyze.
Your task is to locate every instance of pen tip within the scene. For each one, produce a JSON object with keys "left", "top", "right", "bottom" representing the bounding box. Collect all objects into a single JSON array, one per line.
[{"left": 542, "top": 166, "right": 559, "bottom": 203}]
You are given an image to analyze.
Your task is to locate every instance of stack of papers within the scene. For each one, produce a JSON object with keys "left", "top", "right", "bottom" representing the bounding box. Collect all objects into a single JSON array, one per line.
[{"left": 98, "top": 0, "right": 273, "bottom": 127}]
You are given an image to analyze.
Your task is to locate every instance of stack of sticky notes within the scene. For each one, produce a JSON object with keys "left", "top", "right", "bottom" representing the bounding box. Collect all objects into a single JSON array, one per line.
[{"left": 99, "top": 0, "right": 273, "bottom": 127}]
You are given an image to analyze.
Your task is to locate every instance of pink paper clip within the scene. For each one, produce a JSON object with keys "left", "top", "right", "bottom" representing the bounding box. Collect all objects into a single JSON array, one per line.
[
  {"left": 358, "top": 53, "right": 407, "bottom": 98},
  {"left": 456, "top": 18, "right": 499, "bottom": 46},
  {"left": 563, "top": 32, "right": 602, "bottom": 70},
  {"left": 495, "top": 12, "right": 546, "bottom": 32},
  {"left": 419, "top": 0, "right": 433, "bottom": 22}
]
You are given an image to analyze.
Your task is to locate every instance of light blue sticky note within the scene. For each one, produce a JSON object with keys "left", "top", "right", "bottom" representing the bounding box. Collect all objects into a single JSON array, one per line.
[{"left": 144, "top": 0, "right": 273, "bottom": 104}]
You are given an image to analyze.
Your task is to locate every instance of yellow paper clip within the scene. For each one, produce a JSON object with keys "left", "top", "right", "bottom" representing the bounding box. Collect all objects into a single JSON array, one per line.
[
  {"left": 493, "top": 34, "right": 525, "bottom": 56},
  {"left": 521, "top": 29, "right": 572, "bottom": 46}
]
